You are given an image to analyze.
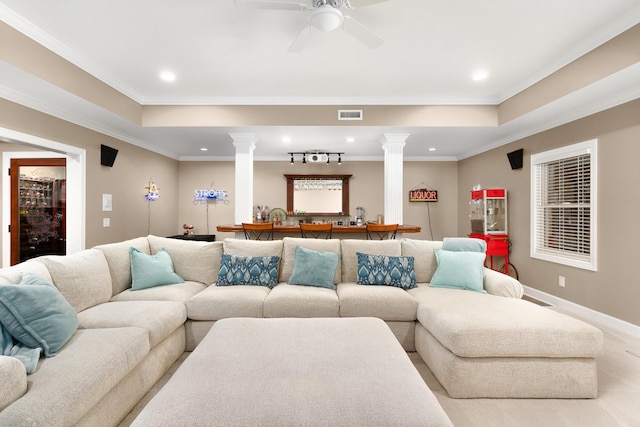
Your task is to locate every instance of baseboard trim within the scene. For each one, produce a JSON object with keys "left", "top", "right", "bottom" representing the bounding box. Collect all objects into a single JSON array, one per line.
[{"left": 524, "top": 285, "right": 640, "bottom": 339}]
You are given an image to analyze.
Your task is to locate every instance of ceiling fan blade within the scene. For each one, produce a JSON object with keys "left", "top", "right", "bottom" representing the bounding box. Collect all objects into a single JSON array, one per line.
[
  {"left": 288, "top": 25, "right": 312, "bottom": 52},
  {"left": 344, "top": 0, "right": 389, "bottom": 9},
  {"left": 342, "top": 16, "right": 383, "bottom": 49},
  {"left": 234, "top": 0, "right": 311, "bottom": 11}
]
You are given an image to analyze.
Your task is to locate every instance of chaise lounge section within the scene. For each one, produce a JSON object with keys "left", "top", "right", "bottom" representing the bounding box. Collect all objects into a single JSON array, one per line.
[{"left": 0, "top": 235, "right": 604, "bottom": 426}]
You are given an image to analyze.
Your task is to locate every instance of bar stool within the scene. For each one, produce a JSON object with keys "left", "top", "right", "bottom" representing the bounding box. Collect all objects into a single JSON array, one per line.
[
  {"left": 242, "top": 222, "right": 274, "bottom": 240},
  {"left": 300, "top": 223, "right": 333, "bottom": 239},
  {"left": 366, "top": 223, "right": 398, "bottom": 240}
]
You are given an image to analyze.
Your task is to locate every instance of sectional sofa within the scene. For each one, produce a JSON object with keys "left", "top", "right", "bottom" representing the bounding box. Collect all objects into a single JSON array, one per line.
[{"left": 0, "top": 235, "right": 604, "bottom": 426}]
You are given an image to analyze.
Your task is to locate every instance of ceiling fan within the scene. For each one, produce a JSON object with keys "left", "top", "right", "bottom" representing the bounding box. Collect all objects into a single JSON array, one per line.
[{"left": 235, "top": 0, "right": 388, "bottom": 52}]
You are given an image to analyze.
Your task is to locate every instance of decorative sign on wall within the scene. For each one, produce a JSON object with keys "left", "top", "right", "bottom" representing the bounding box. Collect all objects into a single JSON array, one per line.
[
  {"left": 409, "top": 188, "right": 438, "bottom": 202},
  {"left": 193, "top": 189, "right": 228, "bottom": 204},
  {"left": 145, "top": 181, "right": 159, "bottom": 201}
]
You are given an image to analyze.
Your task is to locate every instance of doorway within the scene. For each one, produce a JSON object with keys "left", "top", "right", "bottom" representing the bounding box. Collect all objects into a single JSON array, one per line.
[
  {"left": 10, "top": 158, "right": 66, "bottom": 265},
  {"left": 1, "top": 126, "right": 86, "bottom": 267}
]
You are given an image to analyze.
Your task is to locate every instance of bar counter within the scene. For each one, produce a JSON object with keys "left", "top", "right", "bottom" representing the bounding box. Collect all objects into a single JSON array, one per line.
[{"left": 216, "top": 224, "right": 421, "bottom": 234}]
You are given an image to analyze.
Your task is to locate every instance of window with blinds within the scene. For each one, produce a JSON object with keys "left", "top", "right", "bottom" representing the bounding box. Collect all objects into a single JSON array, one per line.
[{"left": 530, "top": 140, "right": 597, "bottom": 271}]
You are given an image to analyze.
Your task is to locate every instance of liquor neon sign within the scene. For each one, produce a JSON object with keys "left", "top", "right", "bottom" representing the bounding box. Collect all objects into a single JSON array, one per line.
[{"left": 409, "top": 189, "right": 438, "bottom": 202}]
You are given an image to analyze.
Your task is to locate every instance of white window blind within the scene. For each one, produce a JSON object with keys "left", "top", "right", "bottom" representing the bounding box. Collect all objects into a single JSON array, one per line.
[{"left": 531, "top": 140, "right": 597, "bottom": 271}]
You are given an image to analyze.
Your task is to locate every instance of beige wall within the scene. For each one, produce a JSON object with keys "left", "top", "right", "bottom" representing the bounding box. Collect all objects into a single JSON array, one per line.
[
  {"left": 458, "top": 99, "right": 640, "bottom": 326},
  {"left": 0, "top": 98, "right": 180, "bottom": 257},
  {"left": 3, "top": 91, "right": 639, "bottom": 327},
  {"left": 177, "top": 160, "right": 459, "bottom": 241}
]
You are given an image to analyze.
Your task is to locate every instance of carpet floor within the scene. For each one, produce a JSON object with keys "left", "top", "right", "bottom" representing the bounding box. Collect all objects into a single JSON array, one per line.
[{"left": 120, "top": 307, "right": 640, "bottom": 427}]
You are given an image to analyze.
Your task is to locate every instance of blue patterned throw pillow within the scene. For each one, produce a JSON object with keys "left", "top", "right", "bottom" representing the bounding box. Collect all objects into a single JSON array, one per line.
[
  {"left": 356, "top": 252, "right": 416, "bottom": 289},
  {"left": 217, "top": 254, "right": 280, "bottom": 287}
]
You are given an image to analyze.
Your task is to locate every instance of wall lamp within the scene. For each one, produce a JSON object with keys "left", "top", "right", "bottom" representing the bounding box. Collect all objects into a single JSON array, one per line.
[{"left": 288, "top": 151, "right": 344, "bottom": 165}]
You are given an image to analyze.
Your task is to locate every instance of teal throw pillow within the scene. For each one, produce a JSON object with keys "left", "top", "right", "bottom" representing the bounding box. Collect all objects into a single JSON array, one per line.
[
  {"left": 430, "top": 249, "right": 486, "bottom": 293},
  {"left": 0, "top": 273, "right": 78, "bottom": 357},
  {"left": 356, "top": 253, "right": 416, "bottom": 289},
  {"left": 442, "top": 237, "right": 486, "bottom": 252},
  {"left": 288, "top": 246, "right": 339, "bottom": 290},
  {"left": 130, "top": 247, "right": 184, "bottom": 290},
  {"left": 217, "top": 254, "right": 280, "bottom": 287}
]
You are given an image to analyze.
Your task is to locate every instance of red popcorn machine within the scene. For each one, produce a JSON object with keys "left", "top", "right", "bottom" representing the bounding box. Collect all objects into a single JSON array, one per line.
[{"left": 469, "top": 188, "right": 512, "bottom": 275}]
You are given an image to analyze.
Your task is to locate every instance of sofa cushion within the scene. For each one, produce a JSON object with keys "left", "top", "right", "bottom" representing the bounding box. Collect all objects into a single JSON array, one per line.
[
  {"left": 223, "top": 238, "right": 283, "bottom": 258},
  {"left": 0, "top": 327, "right": 149, "bottom": 427},
  {"left": 94, "top": 237, "right": 150, "bottom": 296},
  {"left": 430, "top": 249, "right": 486, "bottom": 293},
  {"left": 414, "top": 286, "right": 603, "bottom": 358},
  {"left": 341, "top": 239, "right": 401, "bottom": 283},
  {"left": 0, "top": 355, "right": 27, "bottom": 411},
  {"left": 39, "top": 249, "right": 113, "bottom": 313},
  {"left": 280, "top": 237, "right": 341, "bottom": 284},
  {"left": 148, "top": 235, "right": 223, "bottom": 285},
  {"left": 0, "top": 273, "right": 77, "bottom": 357},
  {"left": 130, "top": 248, "right": 184, "bottom": 290},
  {"left": 77, "top": 301, "right": 186, "bottom": 348},
  {"left": 111, "top": 281, "right": 206, "bottom": 303},
  {"left": 289, "top": 246, "right": 339, "bottom": 290},
  {"left": 264, "top": 284, "right": 339, "bottom": 318},
  {"left": 217, "top": 254, "right": 280, "bottom": 287},
  {"left": 0, "top": 260, "right": 52, "bottom": 285},
  {"left": 187, "top": 284, "right": 270, "bottom": 320},
  {"left": 400, "top": 239, "right": 442, "bottom": 283},
  {"left": 483, "top": 267, "right": 524, "bottom": 298},
  {"left": 442, "top": 237, "right": 486, "bottom": 252},
  {"left": 356, "top": 252, "right": 416, "bottom": 289},
  {"left": 337, "top": 283, "right": 418, "bottom": 321}
]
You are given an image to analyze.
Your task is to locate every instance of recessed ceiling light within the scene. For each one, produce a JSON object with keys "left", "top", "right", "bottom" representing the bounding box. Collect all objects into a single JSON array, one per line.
[
  {"left": 472, "top": 70, "right": 488, "bottom": 81},
  {"left": 200, "top": 147, "right": 208, "bottom": 152},
  {"left": 346, "top": 137, "right": 355, "bottom": 143},
  {"left": 428, "top": 147, "right": 437, "bottom": 152},
  {"left": 282, "top": 136, "right": 291, "bottom": 143},
  {"left": 160, "top": 71, "right": 176, "bottom": 82}
]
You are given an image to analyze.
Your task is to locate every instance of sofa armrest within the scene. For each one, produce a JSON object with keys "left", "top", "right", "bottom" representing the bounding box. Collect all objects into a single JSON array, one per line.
[
  {"left": 0, "top": 356, "right": 27, "bottom": 411},
  {"left": 483, "top": 267, "right": 523, "bottom": 298}
]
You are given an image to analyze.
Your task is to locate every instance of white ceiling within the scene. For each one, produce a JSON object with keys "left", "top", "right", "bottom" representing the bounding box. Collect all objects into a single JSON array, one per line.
[{"left": 1, "top": 0, "right": 640, "bottom": 160}]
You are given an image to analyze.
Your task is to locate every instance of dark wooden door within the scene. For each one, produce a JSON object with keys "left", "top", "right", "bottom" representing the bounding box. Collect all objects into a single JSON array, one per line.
[{"left": 10, "top": 158, "right": 66, "bottom": 265}]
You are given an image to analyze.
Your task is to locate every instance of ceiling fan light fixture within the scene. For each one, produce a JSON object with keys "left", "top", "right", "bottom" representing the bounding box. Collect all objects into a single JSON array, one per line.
[{"left": 310, "top": 5, "right": 343, "bottom": 32}]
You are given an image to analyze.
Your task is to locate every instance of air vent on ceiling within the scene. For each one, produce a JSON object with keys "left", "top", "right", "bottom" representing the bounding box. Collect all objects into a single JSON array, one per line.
[{"left": 338, "top": 109, "right": 363, "bottom": 120}]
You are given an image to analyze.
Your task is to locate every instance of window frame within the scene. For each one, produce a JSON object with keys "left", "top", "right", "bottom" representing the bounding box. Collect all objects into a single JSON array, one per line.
[{"left": 530, "top": 139, "right": 597, "bottom": 271}]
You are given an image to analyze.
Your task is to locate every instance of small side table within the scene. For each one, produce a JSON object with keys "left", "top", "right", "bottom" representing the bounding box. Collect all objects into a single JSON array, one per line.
[{"left": 167, "top": 234, "right": 216, "bottom": 242}]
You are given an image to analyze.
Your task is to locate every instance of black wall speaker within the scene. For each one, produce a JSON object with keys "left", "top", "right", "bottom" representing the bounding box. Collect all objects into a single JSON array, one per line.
[
  {"left": 507, "top": 148, "right": 523, "bottom": 170},
  {"left": 100, "top": 144, "right": 119, "bottom": 167}
]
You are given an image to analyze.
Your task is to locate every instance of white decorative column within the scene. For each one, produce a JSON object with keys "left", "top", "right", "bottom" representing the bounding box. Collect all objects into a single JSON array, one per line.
[
  {"left": 230, "top": 133, "right": 256, "bottom": 224},
  {"left": 381, "top": 133, "right": 409, "bottom": 225}
]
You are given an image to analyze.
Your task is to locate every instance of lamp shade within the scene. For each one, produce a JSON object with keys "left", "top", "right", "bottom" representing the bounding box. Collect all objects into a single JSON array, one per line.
[{"left": 310, "top": 5, "right": 343, "bottom": 32}]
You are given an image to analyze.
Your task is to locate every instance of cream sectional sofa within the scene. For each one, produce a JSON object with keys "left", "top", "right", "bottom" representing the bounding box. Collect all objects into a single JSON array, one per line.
[{"left": 0, "top": 235, "right": 604, "bottom": 426}]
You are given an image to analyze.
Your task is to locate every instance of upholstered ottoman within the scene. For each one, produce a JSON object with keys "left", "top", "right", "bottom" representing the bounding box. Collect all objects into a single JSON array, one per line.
[
  {"left": 413, "top": 287, "right": 604, "bottom": 398},
  {"left": 132, "top": 317, "right": 452, "bottom": 426}
]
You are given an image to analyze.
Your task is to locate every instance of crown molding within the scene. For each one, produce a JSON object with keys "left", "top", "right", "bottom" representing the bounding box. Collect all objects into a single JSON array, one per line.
[
  {"left": 459, "top": 63, "right": 640, "bottom": 160},
  {"left": 0, "top": 4, "right": 145, "bottom": 103},
  {"left": 0, "top": 82, "right": 180, "bottom": 160},
  {"left": 497, "top": 4, "right": 640, "bottom": 103}
]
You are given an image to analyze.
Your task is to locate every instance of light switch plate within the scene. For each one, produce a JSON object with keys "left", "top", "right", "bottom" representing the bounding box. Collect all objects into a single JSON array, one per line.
[
  {"left": 103, "top": 218, "right": 110, "bottom": 227},
  {"left": 102, "top": 194, "right": 112, "bottom": 211}
]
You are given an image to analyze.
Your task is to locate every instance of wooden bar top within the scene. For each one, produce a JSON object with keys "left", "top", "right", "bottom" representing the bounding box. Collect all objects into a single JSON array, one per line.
[{"left": 216, "top": 224, "right": 421, "bottom": 233}]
